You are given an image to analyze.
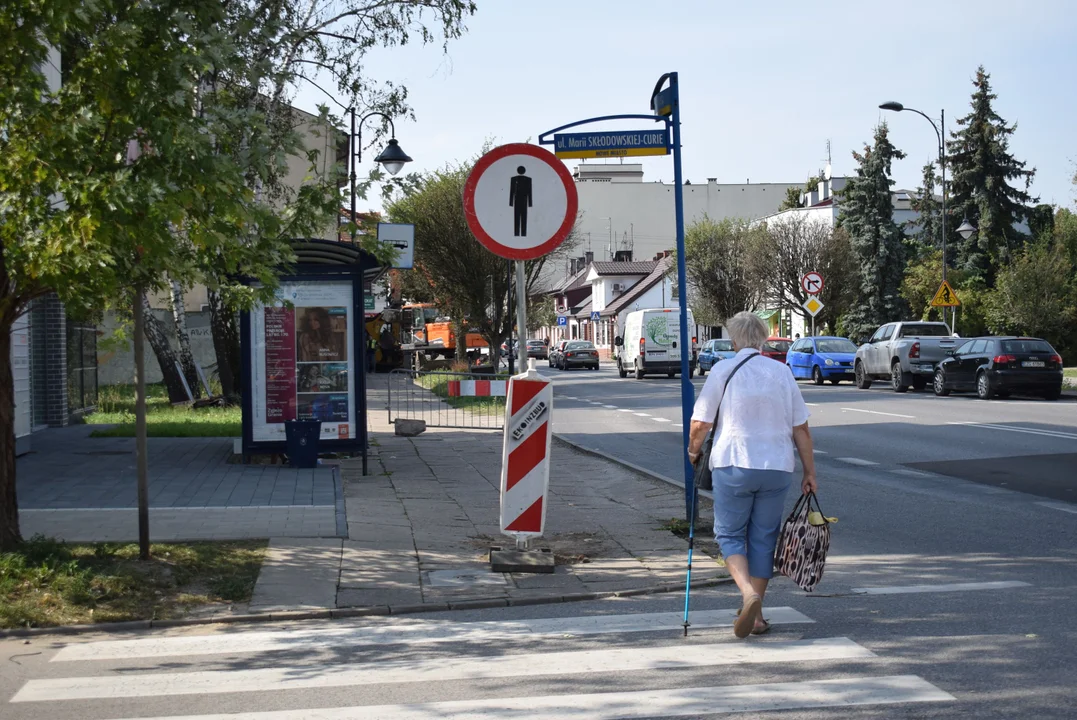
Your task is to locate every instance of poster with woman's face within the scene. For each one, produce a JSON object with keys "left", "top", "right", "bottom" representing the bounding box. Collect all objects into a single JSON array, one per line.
[{"left": 296, "top": 306, "right": 348, "bottom": 363}]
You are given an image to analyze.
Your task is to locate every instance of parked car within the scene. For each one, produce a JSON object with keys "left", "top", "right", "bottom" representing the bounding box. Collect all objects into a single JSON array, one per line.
[
  {"left": 787, "top": 336, "right": 858, "bottom": 385},
  {"left": 615, "top": 307, "right": 697, "bottom": 379},
  {"left": 526, "top": 339, "right": 548, "bottom": 360},
  {"left": 558, "top": 340, "right": 600, "bottom": 370},
  {"left": 697, "top": 339, "right": 736, "bottom": 376},
  {"left": 548, "top": 340, "right": 568, "bottom": 368},
  {"left": 854, "top": 321, "right": 960, "bottom": 393},
  {"left": 761, "top": 337, "right": 792, "bottom": 364},
  {"left": 933, "top": 336, "right": 1064, "bottom": 400}
]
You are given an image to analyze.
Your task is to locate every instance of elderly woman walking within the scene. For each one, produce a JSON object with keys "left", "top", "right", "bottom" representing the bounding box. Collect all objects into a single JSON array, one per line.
[{"left": 688, "top": 311, "right": 818, "bottom": 638}]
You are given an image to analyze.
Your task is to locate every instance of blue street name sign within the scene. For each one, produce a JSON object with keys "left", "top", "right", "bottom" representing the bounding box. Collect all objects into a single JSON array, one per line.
[
  {"left": 590, "top": 311, "right": 601, "bottom": 321},
  {"left": 554, "top": 129, "right": 670, "bottom": 160},
  {"left": 556, "top": 316, "right": 568, "bottom": 326}
]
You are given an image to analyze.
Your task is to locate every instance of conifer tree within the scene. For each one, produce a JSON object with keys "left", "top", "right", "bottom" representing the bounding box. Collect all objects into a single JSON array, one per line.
[
  {"left": 909, "top": 162, "right": 942, "bottom": 256},
  {"left": 837, "top": 123, "right": 908, "bottom": 340},
  {"left": 947, "top": 66, "right": 1036, "bottom": 284}
]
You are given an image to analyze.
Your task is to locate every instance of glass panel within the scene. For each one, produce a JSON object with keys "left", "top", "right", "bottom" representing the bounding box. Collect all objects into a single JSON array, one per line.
[
  {"left": 714, "top": 340, "right": 734, "bottom": 351},
  {"left": 1002, "top": 339, "right": 1053, "bottom": 354},
  {"left": 900, "top": 323, "right": 950, "bottom": 337},
  {"left": 968, "top": 340, "right": 987, "bottom": 354},
  {"left": 816, "top": 339, "right": 858, "bottom": 353}
]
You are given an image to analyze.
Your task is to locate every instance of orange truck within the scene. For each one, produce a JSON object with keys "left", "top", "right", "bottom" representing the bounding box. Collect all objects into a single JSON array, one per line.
[{"left": 403, "top": 303, "right": 488, "bottom": 359}]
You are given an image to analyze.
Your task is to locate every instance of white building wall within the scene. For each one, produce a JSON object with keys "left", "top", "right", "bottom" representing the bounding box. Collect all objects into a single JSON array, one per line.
[{"left": 575, "top": 177, "right": 800, "bottom": 262}]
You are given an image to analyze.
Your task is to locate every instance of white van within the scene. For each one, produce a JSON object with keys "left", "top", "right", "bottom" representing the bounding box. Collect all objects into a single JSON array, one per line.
[{"left": 614, "top": 308, "right": 697, "bottom": 379}]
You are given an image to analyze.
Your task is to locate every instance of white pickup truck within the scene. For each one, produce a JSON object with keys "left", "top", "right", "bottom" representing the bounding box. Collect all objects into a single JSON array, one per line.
[{"left": 854, "top": 321, "right": 961, "bottom": 393}]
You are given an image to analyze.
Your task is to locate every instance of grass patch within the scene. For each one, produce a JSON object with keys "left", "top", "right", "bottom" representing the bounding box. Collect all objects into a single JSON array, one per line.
[
  {"left": 1064, "top": 368, "right": 1076, "bottom": 379},
  {"left": 87, "top": 383, "right": 241, "bottom": 437},
  {"left": 416, "top": 372, "right": 508, "bottom": 414},
  {"left": 0, "top": 536, "right": 266, "bottom": 629}
]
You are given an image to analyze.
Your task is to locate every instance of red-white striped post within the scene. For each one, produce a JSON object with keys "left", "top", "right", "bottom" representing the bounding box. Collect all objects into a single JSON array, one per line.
[{"left": 499, "top": 365, "right": 552, "bottom": 541}]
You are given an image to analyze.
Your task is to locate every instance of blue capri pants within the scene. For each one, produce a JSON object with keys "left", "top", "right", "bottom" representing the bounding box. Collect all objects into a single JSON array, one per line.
[{"left": 711, "top": 466, "right": 793, "bottom": 579}]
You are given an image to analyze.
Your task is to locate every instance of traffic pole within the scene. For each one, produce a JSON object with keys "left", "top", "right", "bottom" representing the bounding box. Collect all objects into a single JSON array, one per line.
[
  {"left": 516, "top": 261, "right": 527, "bottom": 352},
  {"left": 668, "top": 72, "right": 694, "bottom": 521}
]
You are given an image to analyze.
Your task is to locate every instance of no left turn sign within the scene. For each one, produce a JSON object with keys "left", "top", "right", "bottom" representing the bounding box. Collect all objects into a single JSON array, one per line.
[
  {"left": 801, "top": 271, "right": 824, "bottom": 295},
  {"left": 463, "top": 143, "right": 578, "bottom": 261}
]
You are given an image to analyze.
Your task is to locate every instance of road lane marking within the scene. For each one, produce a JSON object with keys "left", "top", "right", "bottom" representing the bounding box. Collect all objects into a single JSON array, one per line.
[
  {"left": 618, "top": 409, "right": 635, "bottom": 413},
  {"left": 836, "top": 457, "right": 880, "bottom": 466},
  {"left": 50, "top": 609, "right": 816, "bottom": 662},
  {"left": 673, "top": 423, "right": 683, "bottom": 428},
  {"left": 891, "top": 468, "right": 934, "bottom": 478},
  {"left": 21, "top": 638, "right": 872, "bottom": 702},
  {"left": 603, "top": 404, "right": 617, "bottom": 409},
  {"left": 61, "top": 677, "right": 953, "bottom": 719},
  {"left": 1036, "top": 501, "right": 1077, "bottom": 515},
  {"left": 814, "top": 450, "right": 828, "bottom": 455},
  {"left": 652, "top": 417, "right": 671, "bottom": 423},
  {"left": 851, "top": 580, "right": 1031, "bottom": 595},
  {"left": 634, "top": 412, "right": 651, "bottom": 417},
  {"left": 946, "top": 422, "right": 1077, "bottom": 440},
  {"left": 806, "top": 402, "right": 820, "bottom": 406},
  {"left": 840, "top": 408, "right": 916, "bottom": 419}
]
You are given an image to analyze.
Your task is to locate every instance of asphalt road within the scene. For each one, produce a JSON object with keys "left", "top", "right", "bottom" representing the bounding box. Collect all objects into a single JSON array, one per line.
[
  {"left": 544, "top": 363, "right": 1077, "bottom": 505},
  {"left": 4, "top": 363, "right": 1076, "bottom": 718}
]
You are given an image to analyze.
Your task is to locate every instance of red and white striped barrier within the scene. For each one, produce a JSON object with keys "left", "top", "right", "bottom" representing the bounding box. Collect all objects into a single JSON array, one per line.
[
  {"left": 499, "top": 368, "right": 552, "bottom": 538},
  {"left": 447, "top": 379, "right": 508, "bottom": 397}
]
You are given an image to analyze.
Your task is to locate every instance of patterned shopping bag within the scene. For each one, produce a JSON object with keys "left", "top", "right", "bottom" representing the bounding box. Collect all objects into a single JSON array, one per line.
[{"left": 774, "top": 492, "right": 832, "bottom": 592}]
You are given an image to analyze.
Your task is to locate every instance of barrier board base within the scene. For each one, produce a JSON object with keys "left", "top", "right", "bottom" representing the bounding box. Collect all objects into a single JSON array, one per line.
[{"left": 489, "top": 546, "right": 556, "bottom": 574}]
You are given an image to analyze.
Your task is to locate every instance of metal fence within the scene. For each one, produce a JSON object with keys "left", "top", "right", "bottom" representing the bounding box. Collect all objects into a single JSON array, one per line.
[{"left": 387, "top": 369, "right": 506, "bottom": 430}]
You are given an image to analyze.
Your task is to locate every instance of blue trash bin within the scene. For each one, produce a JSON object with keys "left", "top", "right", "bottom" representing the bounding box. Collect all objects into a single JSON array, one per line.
[{"left": 284, "top": 420, "right": 321, "bottom": 468}]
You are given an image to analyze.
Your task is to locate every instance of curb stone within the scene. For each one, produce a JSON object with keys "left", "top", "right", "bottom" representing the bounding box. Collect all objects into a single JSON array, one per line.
[{"left": 0, "top": 577, "right": 733, "bottom": 639}]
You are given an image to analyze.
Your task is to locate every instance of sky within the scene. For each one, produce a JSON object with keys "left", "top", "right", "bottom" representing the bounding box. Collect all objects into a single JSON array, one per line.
[{"left": 293, "top": 0, "right": 1077, "bottom": 213}]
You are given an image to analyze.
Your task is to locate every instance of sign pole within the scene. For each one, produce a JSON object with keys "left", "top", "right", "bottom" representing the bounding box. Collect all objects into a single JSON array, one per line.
[
  {"left": 516, "top": 261, "right": 527, "bottom": 362},
  {"left": 666, "top": 73, "right": 694, "bottom": 522}
]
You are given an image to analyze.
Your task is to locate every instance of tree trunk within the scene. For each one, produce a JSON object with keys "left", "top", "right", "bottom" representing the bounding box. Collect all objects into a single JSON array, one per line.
[
  {"left": 141, "top": 295, "right": 191, "bottom": 403},
  {"left": 0, "top": 321, "right": 21, "bottom": 550},
  {"left": 207, "top": 288, "right": 240, "bottom": 402},
  {"left": 169, "top": 279, "right": 203, "bottom": 398}
]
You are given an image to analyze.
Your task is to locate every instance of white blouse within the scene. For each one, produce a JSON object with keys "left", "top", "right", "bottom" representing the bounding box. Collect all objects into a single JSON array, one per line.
[{"left": 691, "top": 348, "right": 810, "bottom": 473}]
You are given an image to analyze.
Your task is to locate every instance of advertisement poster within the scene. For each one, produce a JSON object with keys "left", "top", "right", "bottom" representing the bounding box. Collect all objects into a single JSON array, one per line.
[{"left": 251, "top": 282, "right": 354, "bottom": 443}]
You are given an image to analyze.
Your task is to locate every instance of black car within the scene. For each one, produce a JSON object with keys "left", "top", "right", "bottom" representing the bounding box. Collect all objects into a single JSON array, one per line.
[
  {"left": 933, "top": 336, "right": 1064, "bottom": 400},
  {"left": 558, "top": 340, "right": 600, "bottom": 370}
]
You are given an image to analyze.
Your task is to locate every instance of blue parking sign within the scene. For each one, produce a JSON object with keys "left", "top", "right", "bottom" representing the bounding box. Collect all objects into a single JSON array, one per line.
[{"left": 556, "top": 316, "right": 567, "bottom": 326}]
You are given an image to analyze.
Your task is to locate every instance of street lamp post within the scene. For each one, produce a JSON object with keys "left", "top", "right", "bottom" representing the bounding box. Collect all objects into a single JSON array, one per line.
[
  {"left": 879, "top": 101, "right": 953, "bottom": 329},
  {"left": 345, "top": 109, "right": 411, "bottom": 475}
]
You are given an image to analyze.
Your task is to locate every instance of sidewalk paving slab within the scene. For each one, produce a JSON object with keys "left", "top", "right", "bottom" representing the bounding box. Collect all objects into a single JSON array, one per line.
[{"left": 243, "top": 371, "right": 729, "bottom": 615}]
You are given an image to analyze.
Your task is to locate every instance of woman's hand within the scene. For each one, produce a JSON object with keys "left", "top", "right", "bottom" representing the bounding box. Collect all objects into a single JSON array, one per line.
[{"left": 801, "top": 471, "right": 818, "bottom": 495}]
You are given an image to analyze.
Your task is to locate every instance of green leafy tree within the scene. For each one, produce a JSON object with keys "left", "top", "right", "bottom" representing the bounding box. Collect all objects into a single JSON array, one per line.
[
  {"left": 0, "top": 0, "right": 305, "bottom": 549},
  {"left": 674, "top": 217, "right": 766, "bottom": 327},
  {"left": 836, "top": 123, "right": 908, "bottom": 341},
  {"left": 947, "top": 66, "right": 1036, "bottom": 284},
  {"left": 387, "top": 159, "right": 575, "bottom": 358},
  {"left": 986, "top": 239, "right": 1077, "bottom": 355},
  {"left": 196, "top": 0, "right": 476, "bottom": 398},
  {"left": 900, "top": 249, "right": 989, "bottom": 336}
]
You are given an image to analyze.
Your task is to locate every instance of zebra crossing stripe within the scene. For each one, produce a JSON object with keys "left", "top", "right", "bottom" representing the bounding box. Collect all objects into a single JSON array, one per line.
[
  {"left": 51, "top": 608, "right": 815, "bottom": 663},
  {"left": 17, "top": 638, "right": 872, "bottom": 702},
  {"left": 82, "top": 676, "right": 954, "bottom": 719}
]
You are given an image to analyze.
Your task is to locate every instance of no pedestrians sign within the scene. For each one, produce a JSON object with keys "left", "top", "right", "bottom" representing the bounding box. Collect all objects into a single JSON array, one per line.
[{"left": 463, "top": 144, "right": 578, "bottom": 261}]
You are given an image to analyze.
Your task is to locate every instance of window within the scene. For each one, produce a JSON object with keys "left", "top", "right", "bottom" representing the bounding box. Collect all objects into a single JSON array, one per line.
[
  {"left": 66, "top": 316, "right": 98, "bottom": 414},
  {"left": 714, "top": 340, "right": 734, "bottom": 352},
  {"left": 816, "top": 339, "right": 858, "bottom": 354},
  {"left": 878, "top": 325, "right": 895, "bottom": 342},
  {"left": 955, "top": 340, "right": 975, "bottom": 355},
  {"left": 899, "top": 323, "right": 950, "bottom": 338},
  {"left": 1002, "top": 339, "right": 1053, "bottom": 354},
  {"left": 968, "top": 340, "right": 988, "bottom": 355}
]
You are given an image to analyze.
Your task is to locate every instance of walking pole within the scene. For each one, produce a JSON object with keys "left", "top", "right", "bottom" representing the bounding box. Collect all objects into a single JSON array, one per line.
[{"left": 682, "top": 478, "right": 699, "bottom": 637}]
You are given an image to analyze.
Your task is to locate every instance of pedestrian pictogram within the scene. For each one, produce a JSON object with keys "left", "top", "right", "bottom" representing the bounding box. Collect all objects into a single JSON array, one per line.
[
  {"left": 463, "top": 143, "right": 578, "bottom": 261},
  {"left": 801, "top": 271, "right": 825, "bottom": 295},
  {"left": 930, "top": 280, "right": 961, "bottom": 307},
  {"left": 803, "top": 296, "right": 825, "bottom": 317},
  {"left": 500, "top": 370, "right": 553, "bottom": 538}
]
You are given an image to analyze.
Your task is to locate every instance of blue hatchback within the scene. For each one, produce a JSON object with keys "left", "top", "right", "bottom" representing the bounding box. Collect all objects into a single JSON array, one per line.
[
  {"left": 698, "top": 338, "right": 737, "bottom": 375},
  {"left": 787, "top": 336, "right": 858, "bottom": 385}
]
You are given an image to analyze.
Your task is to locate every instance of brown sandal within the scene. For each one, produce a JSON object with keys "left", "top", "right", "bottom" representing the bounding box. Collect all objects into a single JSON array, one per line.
[
  {"left": 750, "top": 619, "right": 771, "bottom": 635},
  {"left": 734, "top": 594, "right": 761, "bottom": 638}
]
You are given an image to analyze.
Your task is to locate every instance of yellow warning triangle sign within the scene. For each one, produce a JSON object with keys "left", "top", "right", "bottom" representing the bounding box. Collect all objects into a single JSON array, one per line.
[{"left": 930, "top": 280, "right": 961, "bottom": 307}]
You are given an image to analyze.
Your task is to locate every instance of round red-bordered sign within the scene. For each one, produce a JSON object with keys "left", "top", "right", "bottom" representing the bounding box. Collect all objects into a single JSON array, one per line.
[
  {"left": 463, "top": 143, "right": 578, "bottom": 261},
  {"left": 801, "top": 271, "right": 824, "bottom": 295}
]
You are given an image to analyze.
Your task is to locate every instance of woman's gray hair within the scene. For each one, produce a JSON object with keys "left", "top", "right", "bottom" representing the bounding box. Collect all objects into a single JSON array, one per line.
[{"left": 727, "top": 311, "right": 769, "bottom": 350}]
